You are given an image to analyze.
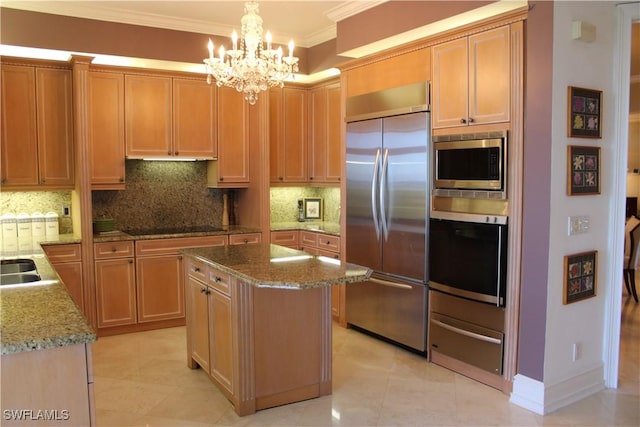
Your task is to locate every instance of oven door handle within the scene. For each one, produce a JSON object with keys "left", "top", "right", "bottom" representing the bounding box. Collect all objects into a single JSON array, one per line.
[
  {"left": 371, "top": 148, "right": 381, "bottom": 240},
  {"left": 496, "top": 226, "right": 503, "bottom": 307},
  {"left": 431, "top": 318, "right": 502, "bottom": 345}
]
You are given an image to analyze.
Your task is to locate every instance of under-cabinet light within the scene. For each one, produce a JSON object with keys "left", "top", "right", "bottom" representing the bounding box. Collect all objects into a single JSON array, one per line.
[{"left": 140, "top": 158, "right": 198, "bottom": 162}]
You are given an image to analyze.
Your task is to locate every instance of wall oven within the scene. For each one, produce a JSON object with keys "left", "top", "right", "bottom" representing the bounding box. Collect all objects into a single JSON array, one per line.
[
  {"left": 433, "top": 131, "right": 507, "bottom": 199},
  {"left": 428, "top": 211, "right": 508, "bottom": 307}
]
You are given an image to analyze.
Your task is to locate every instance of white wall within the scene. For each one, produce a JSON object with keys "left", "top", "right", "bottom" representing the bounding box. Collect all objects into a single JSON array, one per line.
[{"left": 545, "top": 0, "right": 616, "bottom": 399}]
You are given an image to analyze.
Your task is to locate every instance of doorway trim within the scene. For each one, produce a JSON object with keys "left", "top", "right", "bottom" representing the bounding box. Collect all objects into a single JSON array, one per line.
[{"left": 605, "top": 2, "right": 638, "bottom": 388}]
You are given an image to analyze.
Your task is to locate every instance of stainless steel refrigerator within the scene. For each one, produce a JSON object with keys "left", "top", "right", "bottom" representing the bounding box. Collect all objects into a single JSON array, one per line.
[{"left": 345, "top": 82, "right": 429, "bottom": 353}]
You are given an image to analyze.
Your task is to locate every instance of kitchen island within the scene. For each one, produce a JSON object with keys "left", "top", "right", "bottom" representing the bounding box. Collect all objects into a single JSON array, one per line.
[{"left": 181, "top": 243, "right": 371, "bottom": 416}]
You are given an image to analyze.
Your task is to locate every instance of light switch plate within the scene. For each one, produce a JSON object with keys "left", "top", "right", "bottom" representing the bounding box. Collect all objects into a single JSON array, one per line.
[{"left": 568, "top": 215, "right": 590, "bottom": 235}]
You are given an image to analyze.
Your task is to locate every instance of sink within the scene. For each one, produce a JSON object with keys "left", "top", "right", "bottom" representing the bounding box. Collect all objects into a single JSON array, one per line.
[
  {"left": 0, "top": 272, "right": 42, "bottom": 286},
  {"left": 0, "top": 259, "right": 37, "bottom": 274}
]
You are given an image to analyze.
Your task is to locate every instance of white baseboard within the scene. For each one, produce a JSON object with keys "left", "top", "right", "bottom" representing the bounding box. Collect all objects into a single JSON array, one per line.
[{"left": 510, "top": 364, "right": 605, "bottom": 415}]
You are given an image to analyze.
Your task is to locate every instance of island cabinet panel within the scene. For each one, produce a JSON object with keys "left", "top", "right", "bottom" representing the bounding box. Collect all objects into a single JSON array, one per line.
[
  {"left": 88, "top": 70, "right": 125, "bottom": 189},
  {"left": 431, "top": 25, "right": 510, "bottom": 129},
  {"left": 208, "top": 86, "right": 250, "bottom": 187},
  {"left": 125, "top": 74, "right": 172, "bottom": 158},
  {"left": 269, "top": 86, "right": 308, "bottom": 184},
  {"left": 0, "top": 343, "right": 95, "bottom": 426},
  {"left": 173, "top": 78, "right": 217, "bottom": 159},
  {"left": 1, "top": 64, "right": 74, "bottom": 189},
  {"left": 186, "top": 275, "right": 211, "bottom": 373},
  {"left": 43, "top": 243, "right": 84, "bottom": 312},
  {"left": 209, "top": 288, "right": 234, "bottom": 393}
]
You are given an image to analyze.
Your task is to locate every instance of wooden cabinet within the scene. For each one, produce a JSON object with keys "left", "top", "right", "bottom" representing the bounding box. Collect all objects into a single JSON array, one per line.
[
  {"left": 269, "top": 86, "right": 308, "bottom": 184},
  {"left": 228, "top": 233, "right": 262, "bottom": 245},
  {"left": 270, "top": 230, "right": 299, "bottom": 249},
  {"left": 173, "top": 78, "right": 217, "bottom": 158},
  {"left": 88, "top": 70, "right": 125, "bottom": 189},
  {"left": 125, "top": 74, "right": 172, "bottom": 158},
  {"left": 208, "top": 86, "right": 250, "bottom": 187},
  {"left": 1, "top": 64, "right": 74, "bottom": 189},
  {"left": 431, "top": 26, "right": 510, "bottom": 129},
  {"left": 308, "top": 82, "right": 341, "bottom": 184},
  {"left": 1, "top": 343, "right": 95, "bottom": 426},
  {"left": 125, "top": 74, "right": 217, "bottom": 160},
  {"left": 94, "top": 241, "right": 137, "bottom": 328},
  {"left": 185, "top": 259, "right": 234, "bottom": 396},
  {"left": 43, "top": 244, "right": 84, "bottom": 312}
]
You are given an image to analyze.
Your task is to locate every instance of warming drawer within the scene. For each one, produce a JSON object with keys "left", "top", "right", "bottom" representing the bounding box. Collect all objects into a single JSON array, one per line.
[{"left": 429, "top": 312, "right": 504, "bottom": 375}]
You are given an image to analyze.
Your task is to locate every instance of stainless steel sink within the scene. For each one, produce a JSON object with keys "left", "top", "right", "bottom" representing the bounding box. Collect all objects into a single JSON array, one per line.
[
  {"left": 1, "top": 272, "right": 42, "bottom": 286},
  {"left": 0, "top": 259, "right": 41, "bottom": 285},
  {"left": 0, "top": 259, "right": 37, "bottom": 274}
]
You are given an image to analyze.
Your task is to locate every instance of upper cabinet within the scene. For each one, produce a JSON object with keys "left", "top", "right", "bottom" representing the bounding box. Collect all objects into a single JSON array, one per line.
[
  {"left": 431, "top": 25, "right": 510, "bottom": 129},
  {"left": 125, "top": 74, "right": 217, "bottom": 160},
  {"left": 88, "top": 70, "right": 125, "bottom": 190},
  {"left": 207, "top": 86, "right": 250, "bottom": 187},
  {"left": 308, "top": 81, "right": 341, "bottom": 184},
  {"left": 270, "top": 86, "right": 308, "bottom": 184},
  {"left": 1, "top": 64, "right": 74, "bottom": 189}
]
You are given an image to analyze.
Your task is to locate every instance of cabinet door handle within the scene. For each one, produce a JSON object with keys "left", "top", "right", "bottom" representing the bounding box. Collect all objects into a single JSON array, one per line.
[
  {"left": 200, "top": 288, "right": 207, "bottom": 294},
  {"left": 119, "top": 177, "right": 124, "bottom": 182},
  {"left": 468, "top": 117, "right": 475, "bottom": 123},
  {"left": 460, "top": 118, "right": 467, "bottom": 124},
  {"left": 243, "top": 238, "right": 248, "bottom": 244},
  {"left": 220, "top": 177, "right": 224, "bottom": 182},
  {"left": 279, "top": 176, "right": 283, "bottom": 181},
  {"left": 194, "top": 267, "right": 201, "bottom": 273},
  {"left": 326, "top": 240, "right": 331, "bottom": 245},
  {"left": 111, "top": 247, "right": 117, "bottom": 252},
  {"left": 128, "top": 259, "right": 133, "bottom": 264},
  {"left": 214, "top": 276, "right": 222, "bottom": 283},
  {"left": 206, "top": 289, "right": 211, "bottom": 295},
  {"left": 175, "top": 151, "right": 179, "bottom": 156}
]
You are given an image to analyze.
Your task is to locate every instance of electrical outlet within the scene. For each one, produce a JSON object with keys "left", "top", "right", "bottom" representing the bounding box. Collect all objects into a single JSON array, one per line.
[{"left": 62, "top": 205, "right": 70, "bottom": 217}]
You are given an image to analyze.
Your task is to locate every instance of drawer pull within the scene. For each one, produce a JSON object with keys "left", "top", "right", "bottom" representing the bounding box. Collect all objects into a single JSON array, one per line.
[
  {"left": 111, "top": 247, "right": 116, "bottom": 252},
  {"left": 214, "top": 276, "right": 222, "bottom": 283}
]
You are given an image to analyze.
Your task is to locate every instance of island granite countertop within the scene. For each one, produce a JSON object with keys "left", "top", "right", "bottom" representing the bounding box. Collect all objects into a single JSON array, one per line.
[
  {"left": 181, "top": 243, "right": 370, "bottom": 289},
  {"left": 0, "top": 255, "right": 96, "bottom": 355}
]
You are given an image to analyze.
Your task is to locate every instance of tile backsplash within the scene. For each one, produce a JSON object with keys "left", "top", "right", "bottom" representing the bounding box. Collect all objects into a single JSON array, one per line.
[
  {"left": 92, "top": 160, "right": 224, "bottom": 231},
  {"left": 270, "top": 187, "right": 340, "bottom": 224},
  {"left": 0, "top": 191, "right": 73, "bottom": 234}
]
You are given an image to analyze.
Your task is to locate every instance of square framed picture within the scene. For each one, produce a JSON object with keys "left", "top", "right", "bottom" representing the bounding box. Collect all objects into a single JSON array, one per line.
[
  {"left": 568, "top": 145, "right": 600, "bottom": 196},
  {"left": 303, "top": 198, "right": 323, "bottom": 220},
  {"left": 568, "top": 86, "right": 602, "bottom": 138},
  {"left": 563, "top": 251, "right": 597, "bottom": 304}
]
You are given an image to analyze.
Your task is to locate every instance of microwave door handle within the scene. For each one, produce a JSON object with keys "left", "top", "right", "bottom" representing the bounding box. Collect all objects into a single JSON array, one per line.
[
  {"left": 496, "top": 226, "right": 503, "bottom": 307},
  {"left": 380, "top": 148, "right": 390, "bottom": 241},
  {"left": 371, "top": 149, "right": 381, "bottom": 240}
]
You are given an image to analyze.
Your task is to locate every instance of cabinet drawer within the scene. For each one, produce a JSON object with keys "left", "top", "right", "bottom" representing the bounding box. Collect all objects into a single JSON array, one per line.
[
  {"left": 300, "top": 231, "right": 318, "bottom": 247},
  {"left": 187, "top": 258, "right": 208, "bottom": 283},
  {"left": 228, "top": 233, "right": 261, "bottom": 245},
  {"left": 136, "top": 235, "right": 228, "bottom": 256},
  {"left": 317, "top": 248, "right": 340, "bottom": 260},
  {"left": 43, "top": 243, "right": 81, "bottom": 263},
  {"left": 270, "top": 230, "right": 299, "bottom": 247},
  {"left": 94, "top": 241, "right": 135, "bottom": 259},
  {"left": 208, "top": 266, "right": 231, "bottom": 296},
  {"left": 317, "top": 234, "right": 340, "bottom": 253}
]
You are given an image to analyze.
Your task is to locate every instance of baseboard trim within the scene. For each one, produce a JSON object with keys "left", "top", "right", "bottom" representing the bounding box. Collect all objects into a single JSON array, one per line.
[{"left": 510, "top": 364, "right": 605, "bottom": 415}]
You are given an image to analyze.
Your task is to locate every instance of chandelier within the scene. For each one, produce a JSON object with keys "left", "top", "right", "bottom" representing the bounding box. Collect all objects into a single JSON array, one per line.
[{"left": 203, "top": 1, "right": 299, "bottom": 105}]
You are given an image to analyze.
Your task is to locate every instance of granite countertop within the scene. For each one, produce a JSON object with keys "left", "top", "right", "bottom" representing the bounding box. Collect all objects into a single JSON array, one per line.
[
  {"left": 0, "top": 255, "right": 96, "bottom": 356},
  {"left": 270, "top": 222, "right": 341, "bottom": 236},
  {"left": 182, "top": 243, "right": 370, "bottom": 290},
  {"left": 93, "top": 225, "right": 262, "bottom": 242}
]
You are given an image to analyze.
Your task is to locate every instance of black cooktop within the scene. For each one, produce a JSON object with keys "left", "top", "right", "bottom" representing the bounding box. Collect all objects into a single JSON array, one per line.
[{"left": 124, "top": 226, "right": 223, "bottom": 236}]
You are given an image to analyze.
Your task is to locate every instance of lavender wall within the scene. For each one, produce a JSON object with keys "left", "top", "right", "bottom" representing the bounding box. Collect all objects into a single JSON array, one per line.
[{"left": 517, "top": 1, "right": 554, "bottom": 382}]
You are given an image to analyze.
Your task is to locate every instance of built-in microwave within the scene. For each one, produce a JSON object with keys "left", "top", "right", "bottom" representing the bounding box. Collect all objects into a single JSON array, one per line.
[{"left": 433, "top": 131, "right": 507, "bottom": 199}]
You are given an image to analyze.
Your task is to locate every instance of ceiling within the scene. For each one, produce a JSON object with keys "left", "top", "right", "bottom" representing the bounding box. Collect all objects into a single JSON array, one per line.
[{"left": 0, "top": 1, "right": 384, "bottom": 48}]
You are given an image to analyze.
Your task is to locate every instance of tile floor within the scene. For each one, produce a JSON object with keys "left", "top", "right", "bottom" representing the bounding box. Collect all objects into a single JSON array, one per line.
[{"left": 93, "top": 298, "right": 639, "bottom": 427}]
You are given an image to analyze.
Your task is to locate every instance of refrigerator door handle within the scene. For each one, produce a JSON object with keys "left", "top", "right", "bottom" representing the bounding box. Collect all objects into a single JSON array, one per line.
[
  {"left": 371, "top": 148, "right": 381, "bottom": 240},
  {"left": 380, "top": 148, "right": 390, "bottom": 241}
]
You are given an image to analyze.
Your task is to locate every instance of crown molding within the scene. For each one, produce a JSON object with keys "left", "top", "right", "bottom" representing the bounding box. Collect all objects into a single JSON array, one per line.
[{"left": 325, "top": 1, "right": 387, "bottom": 22}]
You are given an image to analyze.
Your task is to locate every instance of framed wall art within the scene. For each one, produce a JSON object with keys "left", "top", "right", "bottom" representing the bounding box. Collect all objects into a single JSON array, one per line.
[
  {"left": 568, "top": 145, "right": 600, "bottom": 195},
  {"left": 568, "top": 86, "right": 602, "bottom": 138},
  {"left": 563, "top": 250, "right": 597, "bottom": 304},
  {"left": 303, "top": 198, "right": 323, "bottom": 220}
]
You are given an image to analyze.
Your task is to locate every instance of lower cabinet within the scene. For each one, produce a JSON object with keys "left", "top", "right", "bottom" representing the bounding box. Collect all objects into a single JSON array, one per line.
[
  {"left": 94, "top": 241, "right": 137, "bottom": 328},
  {"left": 43, "top": 243, "right": 84, "bottom": 312},
  {"left": 135, "top": 253, "right": 185, "bottom": 323},
  {"left": 269, "top": 230, "right": 299, "bottom": 249}
]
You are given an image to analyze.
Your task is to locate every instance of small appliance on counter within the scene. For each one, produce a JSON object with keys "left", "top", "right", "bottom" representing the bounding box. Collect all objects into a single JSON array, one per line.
[{"left": 297, "top": 199, "right": 305, "bottom": 222}]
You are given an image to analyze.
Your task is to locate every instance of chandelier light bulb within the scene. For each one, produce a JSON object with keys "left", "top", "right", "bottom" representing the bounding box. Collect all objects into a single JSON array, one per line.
[{"left": 202, "top": 0, "right": 299, "bottom": 105}]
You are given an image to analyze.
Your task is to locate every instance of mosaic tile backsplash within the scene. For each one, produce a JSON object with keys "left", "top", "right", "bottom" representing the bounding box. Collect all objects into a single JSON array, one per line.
[
  {"left": 1, "top": 191, "right": 74, "bottom": 234},
  {"left": 92, "top": 160, "right": 224, "bottom": 231}
]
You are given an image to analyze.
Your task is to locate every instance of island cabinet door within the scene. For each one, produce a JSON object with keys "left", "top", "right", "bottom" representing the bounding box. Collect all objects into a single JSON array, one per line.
[
  {"left": 136, "top": 254, "right": 185, "bottom": 323},
  {"left": 187, "top": 276, "right": 210, "bottom": 373},
  {"left": 95, "top": 258, "right": 137, "bottom": 328},
  {"left": 209, "top": 287, "right": 234, "bottom": 395}
]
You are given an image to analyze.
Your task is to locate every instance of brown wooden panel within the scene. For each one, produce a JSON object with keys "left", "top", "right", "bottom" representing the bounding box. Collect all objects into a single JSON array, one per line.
[
  {"left": 94, "top": 241, "right": 135, "bottom": 259},
  {"left": 173, "top": 77, "right": 216, "bottom": 159},
  {"left": 135, "top": 235, "right": 227, "bottom": 256},
  {"left": 136, "top": 254, "right": 184, "bottom": 323},
  {"left": 95, "top": 257, "right": 137, "bottom": 327},
  {"left": 228, "top": 233, "right": 262, "bottom": 245},
  {"left": 43, "top": 243, "right": 82, "bottom": 262}
]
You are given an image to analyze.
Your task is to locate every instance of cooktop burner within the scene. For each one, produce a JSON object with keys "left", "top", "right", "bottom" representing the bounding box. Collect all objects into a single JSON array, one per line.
[{"left": 124, "top": 226, "right": 223, "bottom": 236}]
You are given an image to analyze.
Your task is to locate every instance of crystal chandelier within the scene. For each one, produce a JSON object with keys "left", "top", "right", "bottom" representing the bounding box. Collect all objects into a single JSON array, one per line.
[{"left": 203, "top": 1, "right": 299, "bottom": 105}]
